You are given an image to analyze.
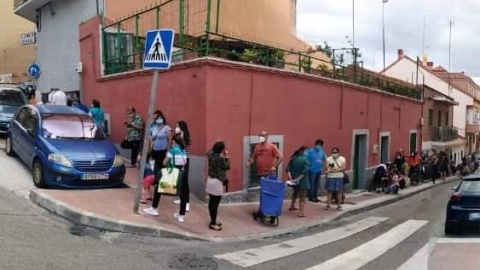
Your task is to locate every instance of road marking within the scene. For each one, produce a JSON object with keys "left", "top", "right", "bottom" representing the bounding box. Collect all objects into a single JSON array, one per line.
[
  {"left": 215, "top": 216, "right": 389, "bottom": 267},
  {"left": 306, "top": 219, "right": 428, "bottom": 270},
  {"left": 436, "top": 238, "right": 480, "bottom": 244},
  {"left": 396, "top": 244, "right": 429, "bottom": 270}
]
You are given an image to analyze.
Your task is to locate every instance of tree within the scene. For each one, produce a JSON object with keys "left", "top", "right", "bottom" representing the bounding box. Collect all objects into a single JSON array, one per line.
[{"left": 316, "top": 41, "right": 332, "bottom": 59}]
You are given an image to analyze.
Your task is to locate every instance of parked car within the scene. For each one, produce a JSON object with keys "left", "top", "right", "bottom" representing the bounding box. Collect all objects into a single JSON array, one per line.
[
  {"left": 5, "top": 105, "right": 125, "bottom": 188},
  {"left": 445, "top": 174, "right": 480, "bottom": 234},
  {"left": 0, "top": 87, "right": 28, "bottom": 134}
]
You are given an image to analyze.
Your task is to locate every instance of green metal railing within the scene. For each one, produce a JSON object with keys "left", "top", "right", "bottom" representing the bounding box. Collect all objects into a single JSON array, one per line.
[{"left": 101, "top": 0, "right": 421, "bottom": 100}]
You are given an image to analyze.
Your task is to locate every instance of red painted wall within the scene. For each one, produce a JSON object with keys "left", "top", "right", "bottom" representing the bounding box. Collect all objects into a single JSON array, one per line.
[{"left": 80, "top": 17, "right": 423, "bottom": 193}]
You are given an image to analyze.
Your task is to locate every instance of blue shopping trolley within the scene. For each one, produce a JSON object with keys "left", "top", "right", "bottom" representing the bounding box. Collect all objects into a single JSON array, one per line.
[{"left": 254, "top": 177, "right": 286, "bottom": 226}]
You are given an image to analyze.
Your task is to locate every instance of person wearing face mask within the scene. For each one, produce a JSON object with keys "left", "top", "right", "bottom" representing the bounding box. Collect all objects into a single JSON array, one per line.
[
  {"left": 286, "top": 146, "right": 310, "bottom": 217},
  {"left": 247, "top": 131, "right": 283, "bottom": 181},
  {"left": 172, "top": 121, "right": 192, "bottom": 211},
  {"left": 149, "top": 110, "right": 172, "bottom": 171},
  {"left": 324, "top": 147, "right": 346, "bottom": 211},
  {"left": 143, "top": 111, "right": 172, "bottom": 216},
  {"left": 149, "top": 110, "right": 162, "bottom": 134},
  {"left": 394, "top": 151, "right": 405, "bottom": 174},
  {"left": 123, "top": 106, "right": 144, "bottom": 166},
  {"left": 305, "top": 139, "right": 327, "bottom": 203},
  {"left": 144, "top": 134, "right": 187, "bottom": 220}
]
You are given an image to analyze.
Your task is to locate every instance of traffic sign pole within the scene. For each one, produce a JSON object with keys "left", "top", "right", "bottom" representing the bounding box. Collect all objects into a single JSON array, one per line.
[
  {"left": 133, "top": 70, "right": 159, "bottom": 214},
  {"left": 134, "top": 29, "right": 174, "bottom": 214}
]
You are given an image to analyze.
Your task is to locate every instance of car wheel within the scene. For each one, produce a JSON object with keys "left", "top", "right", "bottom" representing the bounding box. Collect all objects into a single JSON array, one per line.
[
  {"left": 32, "top": 159, "right": 46, "bottom": 188},
  {"left": 5, "top": 136, "right": 15, "bottom": 157},
  {"left": 445, "top": 222, "right": 458, "bottom": 235}
]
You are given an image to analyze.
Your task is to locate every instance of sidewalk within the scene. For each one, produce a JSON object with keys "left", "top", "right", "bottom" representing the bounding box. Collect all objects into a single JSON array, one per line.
[{"left": 29, "top": 167, "right": 460, "bottom": 242}]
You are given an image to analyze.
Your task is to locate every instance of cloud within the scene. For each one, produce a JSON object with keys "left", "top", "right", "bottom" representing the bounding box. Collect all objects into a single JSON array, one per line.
[{"left": 297, "top": 0, "right": 480, "bottom": 76}]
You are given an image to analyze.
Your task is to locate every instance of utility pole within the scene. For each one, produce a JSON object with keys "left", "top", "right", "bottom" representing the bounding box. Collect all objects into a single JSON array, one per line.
[
  {"left": 352, "top": 0, "right": 355, "bottom": 50},
  {"left": 382, "top": 0, "right": 388, "bottom": 73},
  {"left": 422, "top": 17, "right": 426, "bottom": 60},
  {"left": 448, "top": 20, "right": 453, "bottom": 95}
]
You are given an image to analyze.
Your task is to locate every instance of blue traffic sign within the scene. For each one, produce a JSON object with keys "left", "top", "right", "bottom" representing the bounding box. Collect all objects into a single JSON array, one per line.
[
  {"left": 27, "top": 63, "right": 41, "bottom": 79},
  {"left": 143, "top": 29, "right": 175, "bottom": 70}
]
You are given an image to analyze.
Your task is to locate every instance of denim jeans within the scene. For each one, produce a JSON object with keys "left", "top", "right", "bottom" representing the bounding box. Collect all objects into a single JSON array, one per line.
[{"left": 308, "top": 171, "right": 321, "bottom": 200}]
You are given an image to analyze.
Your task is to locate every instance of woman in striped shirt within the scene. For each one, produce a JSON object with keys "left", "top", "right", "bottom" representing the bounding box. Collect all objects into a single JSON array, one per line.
[{"left": 173, "top": 121, "right": 192, "bottom": 211}]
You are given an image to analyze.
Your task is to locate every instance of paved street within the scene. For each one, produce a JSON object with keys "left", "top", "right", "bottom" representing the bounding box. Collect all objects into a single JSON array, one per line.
[{"left": 1, "top": 137, "right": 480, "bottom": 270}]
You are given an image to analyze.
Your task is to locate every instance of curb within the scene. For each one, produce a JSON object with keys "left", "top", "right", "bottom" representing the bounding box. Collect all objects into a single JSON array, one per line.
[
  {"left": 28, "top": 190, "right": 216, "bottom": 242},
  {"left": 331, "top": 176, "right": 460, "bottom": 221},
  {"left": 29, "top": 176, "right": 460, "bottom": 243}
]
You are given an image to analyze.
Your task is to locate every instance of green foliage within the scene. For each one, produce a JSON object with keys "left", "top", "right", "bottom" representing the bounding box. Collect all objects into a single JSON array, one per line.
[
  {"left": 241, "top": 49, "right": 260, "bottom": 63},
  {"left": 241, "top": 48, "right": 285, "bottom": 67},
  {"left": 316, "top": 41, "right": 332, "bottom": 59},
  {"left": 300, "top": 56, "right": 312, "bottom": 73}
]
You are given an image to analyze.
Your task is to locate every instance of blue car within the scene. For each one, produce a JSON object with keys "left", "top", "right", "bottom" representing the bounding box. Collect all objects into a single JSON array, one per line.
[
  {"left": 445, "top": 174, "right": 480, "bottom": 234},
  {"left": 5, "top": 105, "right": 125, "bottom": 188},
  {"left": 0, "top": 87, "right": 28, "bottom": 134}
]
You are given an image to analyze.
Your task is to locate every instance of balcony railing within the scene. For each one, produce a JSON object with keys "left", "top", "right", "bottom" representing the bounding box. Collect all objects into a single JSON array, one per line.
[{"left": 431, "top": 126, "right": 458, "bottom": 142}]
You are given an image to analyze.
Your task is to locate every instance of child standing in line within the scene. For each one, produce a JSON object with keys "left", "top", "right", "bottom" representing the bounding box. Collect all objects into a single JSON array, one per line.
[{"left": 139, "top": 155, "right": 155, "bottom": 204}]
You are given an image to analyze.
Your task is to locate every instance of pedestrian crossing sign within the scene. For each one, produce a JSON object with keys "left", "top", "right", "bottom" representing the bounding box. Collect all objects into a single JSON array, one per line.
[{"left": 143, "top": 29, "right": 175, "bottom": 70}]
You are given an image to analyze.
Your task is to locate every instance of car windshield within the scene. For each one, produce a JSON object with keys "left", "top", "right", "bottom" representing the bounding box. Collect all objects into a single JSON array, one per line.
[
  {"left": 0, "top": 90, "right": 27, "bottom": 106},
  {"left": 460, "top": 181, "right": 480, "bottom": 193},
  {"left": 41, "top": 114, "right": 105, "bottom": 140}
]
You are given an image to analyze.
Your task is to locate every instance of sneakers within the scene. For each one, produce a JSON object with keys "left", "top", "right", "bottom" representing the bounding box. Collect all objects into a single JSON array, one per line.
[
  {"left": 143, "top": 207, "right": 159, "bottom": 217},
  {"left": 174, "top": 213, "right": 185, "bottom": 223},
  {"left": 173, "top": 200, "right": 191, "bottom": 212}
]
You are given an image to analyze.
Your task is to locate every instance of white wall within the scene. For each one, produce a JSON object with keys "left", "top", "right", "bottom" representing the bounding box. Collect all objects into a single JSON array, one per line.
[
  {"left": 36, "top": 0, "right": 104, "bottom": 93},
  {"left": 385, "top": 58, "right": 473, "bottom": 137}
]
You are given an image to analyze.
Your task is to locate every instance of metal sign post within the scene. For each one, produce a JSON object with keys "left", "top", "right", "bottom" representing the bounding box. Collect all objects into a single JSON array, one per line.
[{"left": 133, "top": 29, "right": 175, "bottom": 214}]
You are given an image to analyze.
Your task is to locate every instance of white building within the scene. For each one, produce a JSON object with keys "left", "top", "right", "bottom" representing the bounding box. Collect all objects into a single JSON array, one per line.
[
  {"left": 14, "top": 0, "right": 105, "bottom": 100},
  {"left": 384, "top": 50, "right": 471, "bottom": 164}
]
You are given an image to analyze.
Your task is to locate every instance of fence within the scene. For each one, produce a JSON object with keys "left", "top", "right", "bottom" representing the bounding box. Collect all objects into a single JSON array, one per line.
[{"left": 101, "top": 0, "right": 422, "bottom": 100}]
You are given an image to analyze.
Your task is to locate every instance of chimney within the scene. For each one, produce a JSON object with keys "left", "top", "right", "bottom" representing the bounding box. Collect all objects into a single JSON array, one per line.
[
  {"left": 397, "top": 49, "right": 404, "bottom": 60},
  {"left": 427, "top": 61, "right": 434, "bottom": 67}
]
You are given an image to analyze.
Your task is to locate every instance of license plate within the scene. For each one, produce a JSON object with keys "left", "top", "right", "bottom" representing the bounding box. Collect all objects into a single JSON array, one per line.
[
  {"left": 81, "top": 173, "right": 109, "bottom": 180},
  {"left": 469, "top": 213, "right": 480, "bottom": 220}
]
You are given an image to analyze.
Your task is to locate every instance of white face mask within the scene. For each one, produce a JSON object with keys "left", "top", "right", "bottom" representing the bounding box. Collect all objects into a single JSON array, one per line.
[
  {"left": 155, "top": 118, "right": 163, "bottom": 125},
  {"left": 175, "top": 127, "right": 182, "bottom": 134},
  {"left": 259, "top": 136, "right": 266, "bottom": 143},
  {"left": 332, "top": 153, "right": 339, "bottom": 159}
]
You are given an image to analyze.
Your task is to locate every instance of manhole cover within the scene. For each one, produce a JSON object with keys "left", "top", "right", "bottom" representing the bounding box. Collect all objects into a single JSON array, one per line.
[{"left": 167, "top": 253, "right": 217, "bottom": 270}]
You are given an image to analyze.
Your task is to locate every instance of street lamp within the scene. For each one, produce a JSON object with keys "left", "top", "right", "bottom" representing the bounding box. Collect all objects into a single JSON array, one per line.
[
  {"left": 382, "top": 0, "right": 388, "bottom": 72},
  {"left": 352, "top": 0, "right": 355, "bottom": 50},
  {"left": 2, "top": 50, "right": 6, "bottom": 74}
]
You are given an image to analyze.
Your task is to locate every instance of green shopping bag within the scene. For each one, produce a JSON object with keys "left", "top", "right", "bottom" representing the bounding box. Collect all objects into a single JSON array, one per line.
[{"left": 157, "top": 162, "right": 184, "bottom": 195}]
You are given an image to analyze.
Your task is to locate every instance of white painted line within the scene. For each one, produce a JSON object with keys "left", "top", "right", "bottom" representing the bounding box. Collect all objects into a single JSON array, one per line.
[
  {"left": 436, "top": 238, "right": 480, "bottom": 244},
  {"left": 396, "top": 244, "right": 429, "bottom": 270},
  {"left": 306, "top": 219, "right": 428, "bottom": 270},
  {"left": 215, "top": 216, "right": 389, "bottom": 267}
]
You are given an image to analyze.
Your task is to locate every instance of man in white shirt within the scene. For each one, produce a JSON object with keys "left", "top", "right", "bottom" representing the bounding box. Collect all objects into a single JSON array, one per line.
[{"left": 49, "top": 88, "right": 68, "bottom": 106}]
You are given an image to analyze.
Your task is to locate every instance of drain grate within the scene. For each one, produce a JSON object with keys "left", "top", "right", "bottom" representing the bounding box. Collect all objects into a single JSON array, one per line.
[{"left": 167, "top": 253, "right": 217, "bottom": 270}]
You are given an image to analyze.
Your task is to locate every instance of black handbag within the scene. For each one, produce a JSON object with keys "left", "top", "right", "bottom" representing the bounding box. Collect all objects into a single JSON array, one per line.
[
  {"left": 343, "top": 173, "right": 350, "bottom": 185},
  {"left": 120, "top": 139, "right": 133, "bottom": 149}
]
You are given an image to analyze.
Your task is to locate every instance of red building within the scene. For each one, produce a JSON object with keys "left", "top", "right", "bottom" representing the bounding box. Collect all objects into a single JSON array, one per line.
[{"left": 80, "top": 17, "right": 422, "bottom": 201}]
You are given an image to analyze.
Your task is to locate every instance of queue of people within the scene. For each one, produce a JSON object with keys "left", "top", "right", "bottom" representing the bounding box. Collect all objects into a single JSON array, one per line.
[{"left": 118, "top": 107, "right": 476, "bottom": 229}]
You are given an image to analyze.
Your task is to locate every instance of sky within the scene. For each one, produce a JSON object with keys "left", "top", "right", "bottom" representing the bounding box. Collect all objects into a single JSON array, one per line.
[{"left": 297, "top": 0, "right": 480, "bottom": 79}]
